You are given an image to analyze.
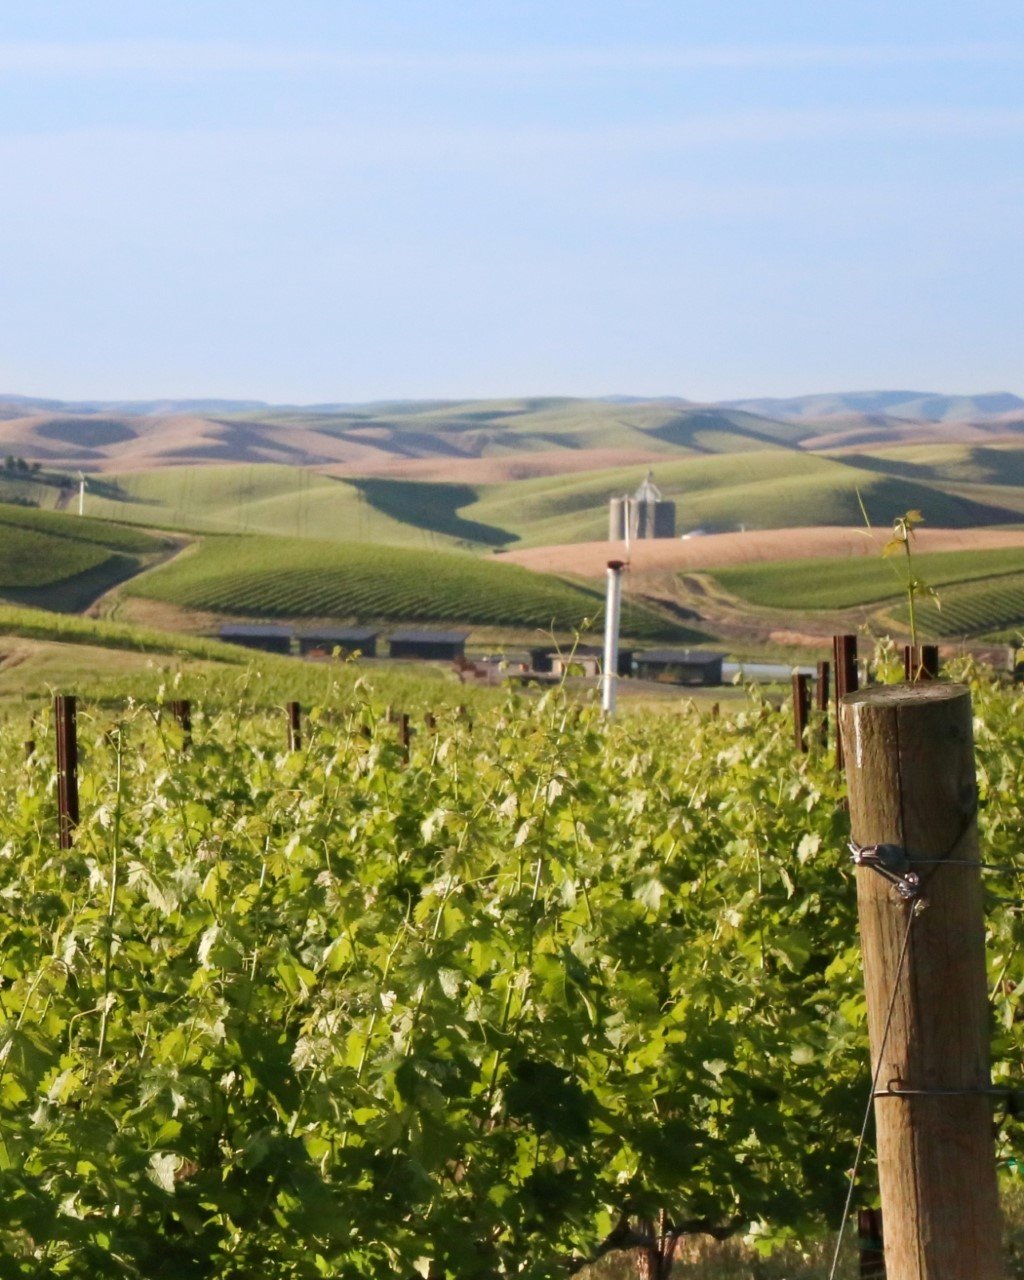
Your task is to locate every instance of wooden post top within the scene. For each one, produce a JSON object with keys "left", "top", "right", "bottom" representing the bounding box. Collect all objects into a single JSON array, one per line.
[{"left": 843, "top": 682, "right": 967, "bottom": 709}]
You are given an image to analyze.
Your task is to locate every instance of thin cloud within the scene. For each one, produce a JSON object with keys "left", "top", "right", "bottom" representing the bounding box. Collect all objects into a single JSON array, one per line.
[
  {"left": 4, "top": 108, "right": 1024, "bottom": 172},
  {"left": 0, "top": 39, "right": 1020, "bottom": 77}
]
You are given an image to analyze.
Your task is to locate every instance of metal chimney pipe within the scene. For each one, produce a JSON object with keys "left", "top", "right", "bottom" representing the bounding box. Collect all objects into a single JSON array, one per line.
[{"left": 602, "top": 560, "right": 625, "bottom": 716}]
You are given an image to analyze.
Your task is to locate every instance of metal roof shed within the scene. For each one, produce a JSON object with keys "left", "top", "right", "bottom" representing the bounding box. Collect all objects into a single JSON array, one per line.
[
  {"left": 219, "top": 624, "right": 293, "bottom": 655},
  {"left": 296, "top": 626, "right": 378, "bottom": 658},
  {"left": 388, "top": 629, "right": 470, "bottom": 661},
  {"left": 634, "top": 648, "right": 724, "bottom": 686}
]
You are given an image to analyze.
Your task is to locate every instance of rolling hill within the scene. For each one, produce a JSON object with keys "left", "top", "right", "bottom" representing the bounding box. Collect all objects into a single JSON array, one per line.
[
  {"left": 0, "top": 398, "right": 808, "bottom": 473},
  {"left": 33, "top": 441, "right": 1024, "bottom": 558},
  {"left": 3, "top": 390, "right": 1024, "bottom": 479},
  {"left": 125, "top": 536, "right": 679, "bottom": 638},
  {"left": 0, "top": 502, "right": 170, "bottom": 610}
]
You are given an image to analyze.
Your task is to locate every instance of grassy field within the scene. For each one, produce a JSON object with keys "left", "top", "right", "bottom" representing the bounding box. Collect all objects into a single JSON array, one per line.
[
  {"left": 69, "top": 439, "right": 1024, "bottom": 558},
  {"left": 125, "top": 535, "right": 680, "bottom": 637},
  {"left": 0, "top": 501, "right": 169, "bottom": 610},
  {"left": 81, "top": 465, "right": 452, "bottom": 544},
  {"left": 463, "top": 448, "right": 1015, "bottom": 546},
  {"left": 0, "top": 604, "right": 508, "bottom": 709},
  {"left": 826, "top": 441, "right": 1024, "bottom": 487},
  {"left": 0, "top": 602, "right": 247, "bottom": 661}
]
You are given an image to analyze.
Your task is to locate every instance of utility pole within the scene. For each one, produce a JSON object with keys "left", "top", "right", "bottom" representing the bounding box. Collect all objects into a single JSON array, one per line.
[{"left": 841, "top": 683, "right": 1003, "bottom": 1280}]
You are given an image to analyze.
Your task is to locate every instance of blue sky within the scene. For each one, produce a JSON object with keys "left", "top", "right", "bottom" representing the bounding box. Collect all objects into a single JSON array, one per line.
[{"left": 1, "top": 1, "right": 1022, "bottom": 403}]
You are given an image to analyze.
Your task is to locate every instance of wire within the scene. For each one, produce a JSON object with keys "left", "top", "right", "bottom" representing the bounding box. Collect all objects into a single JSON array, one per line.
[{"left": 827, "top": 904, "right": 917, "bottom": 1280}]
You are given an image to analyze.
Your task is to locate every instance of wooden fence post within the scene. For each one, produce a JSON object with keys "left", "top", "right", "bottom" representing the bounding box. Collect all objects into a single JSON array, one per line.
[
  {"left": 841, "top": 683, "right": 1003, "bottom": 1280},
  {"left": 287, "top": 701, "right": 302, "bottom": 751},
  {"left": 904, "top": 645, "right": 939, "bottom": 682},
  {"left": 399, "top": 713, "right": 411, "bottom": 764},
  {"left": 833, "top": 635, "right": 858, "bottom": 769},
  {"left": 857, "top": 1207, "right": 885, "bottom": 1278},
  {"left": 922, "top": 645, "right": 939, "bottom": 679},
  {"left": 170, "top": 699, "right": 192, "bottom": 745},
  {"left": 792, "top": 672, "right": 811, "bottom": 753},
  {"left": 54, "top": 695, "right": 79, "bottom": 849},
  {"left": 816, "top": 660, "right": 831, "bottom": 750}
]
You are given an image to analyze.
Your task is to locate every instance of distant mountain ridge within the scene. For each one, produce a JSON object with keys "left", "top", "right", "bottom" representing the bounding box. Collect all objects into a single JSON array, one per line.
[
  {"left": 1, "top": 389, "right": 1023, "bottom": 476},
  {"left": 2, "top": 388, "right": 1021, "bottom": 422},
  {"left": 722, "top": 390, "right": 1024, "bottom": 423}
]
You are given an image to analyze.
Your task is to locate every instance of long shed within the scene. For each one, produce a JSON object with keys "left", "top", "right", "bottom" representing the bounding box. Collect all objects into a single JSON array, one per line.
[
  {"left": 388, "top": 629, "right": 470, "bottom": 661},
  {"left": 634, "top": 648, "right": 724, "bottom": 686},
  {"left": 296, "top": 627, "right": 378, "bottom": 658},
  {"left": 219, "top": 624, "right": 292, "bottom": 655}
]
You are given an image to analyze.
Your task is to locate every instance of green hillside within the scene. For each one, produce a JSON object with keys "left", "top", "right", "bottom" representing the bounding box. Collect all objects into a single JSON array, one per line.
[
  {"left": 31, "top": 438, "right": 1024, "bottom": 571},
  {"left": 699, "top": 544, "right": 1024, "bottom": 640},
  {"left": 126, "top": 535, "right": 678, "bottom": 637},
  {"left": 82, "top": 465, "right": 508, "bottom": 548},
  {"left": 710, "top": 546, "right": 1024, "bottom": 611},
  {"left": 465, "top": 449, "right": 1019, "bottom": 546},
  {"left": 0, "top": 502, "right": 168, "bottom": 610},
  {"left": 826, "top": 442, "right": 1024, "bottom": 488}
]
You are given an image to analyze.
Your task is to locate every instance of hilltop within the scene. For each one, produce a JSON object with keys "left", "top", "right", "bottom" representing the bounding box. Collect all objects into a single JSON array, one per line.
[{"left": 1, "top": 390, "right": 1023, "bottom": 475}]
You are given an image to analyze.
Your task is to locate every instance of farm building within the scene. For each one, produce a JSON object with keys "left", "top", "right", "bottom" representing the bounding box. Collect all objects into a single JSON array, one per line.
[
  {"left": 388, "top": 629, "right": 470, "bottom": 661},
  {"left": 219, "top": 624, "right": 292, "bottom": 655},
  {"left": 296, "top": 626, "right": 378, "bottom": 658},
  {"left": 530, "top": 644, "right": 634, "bottom": 677},
  {"left": 634, "top": 648, "right": 724, "bottom": 686},
  {"left": 608, "top": 471, "right": 676, "bottom": 541},
  {"left": 550, "top": 652, "right": 601, "bottom": 678}
]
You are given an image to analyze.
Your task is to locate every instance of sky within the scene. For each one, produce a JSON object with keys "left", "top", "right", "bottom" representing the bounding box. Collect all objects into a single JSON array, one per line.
[{"left": 1, "top": 1, "right": 1022, "bottom": 404}]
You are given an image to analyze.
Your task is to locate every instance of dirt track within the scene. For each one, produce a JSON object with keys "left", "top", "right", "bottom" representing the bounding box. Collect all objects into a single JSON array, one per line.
[{"left": 502, "top": 526, "right": 1024, "bottom": 578}]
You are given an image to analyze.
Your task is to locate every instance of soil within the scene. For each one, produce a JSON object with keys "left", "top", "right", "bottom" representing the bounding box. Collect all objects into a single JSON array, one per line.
[{"left": 503, "top": 526, "right": 1024, "bottom": 577}]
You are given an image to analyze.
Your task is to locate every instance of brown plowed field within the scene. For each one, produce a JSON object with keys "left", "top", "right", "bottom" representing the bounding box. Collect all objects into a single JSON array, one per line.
[{"left": 503, "top": 526, "right": 1024, "bottom": 578}]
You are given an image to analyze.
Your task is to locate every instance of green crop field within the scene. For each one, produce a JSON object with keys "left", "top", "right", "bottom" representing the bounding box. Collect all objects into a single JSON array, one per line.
[
  {"left": 0, "top": 502, "right": 169, "bottom": 610},
  {"left": 710, "top": 546, "right": 1024, "bottom": 612},
  {"left": 126, "top": 535, "right": 679, "bottom": 636},
  {"left": 893, "top": 573, "right": 1024, "bottom": 639},
  {"left": 0, "top": 502, "right": 159, "bottom": 553},
  {"left": 82, "top": 465, "right": 519, "bottom": 549}
]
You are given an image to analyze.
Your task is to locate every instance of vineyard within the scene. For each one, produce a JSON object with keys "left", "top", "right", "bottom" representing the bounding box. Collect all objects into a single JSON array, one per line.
[
  {"left": 127, "top": 535, "right": 677, "bottom": 636},
  {"left": 0, "top": 503, "right": 168, "bottom": 611},
  {"left": 1, "top": 656, "right": 1023, "bottom": 1276},
  {"left": 895, "top": 572, "right": 1024, "bottom": 639},
  {"left": 710, "top": 546, "right": 1024, "bottom": 613}
]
